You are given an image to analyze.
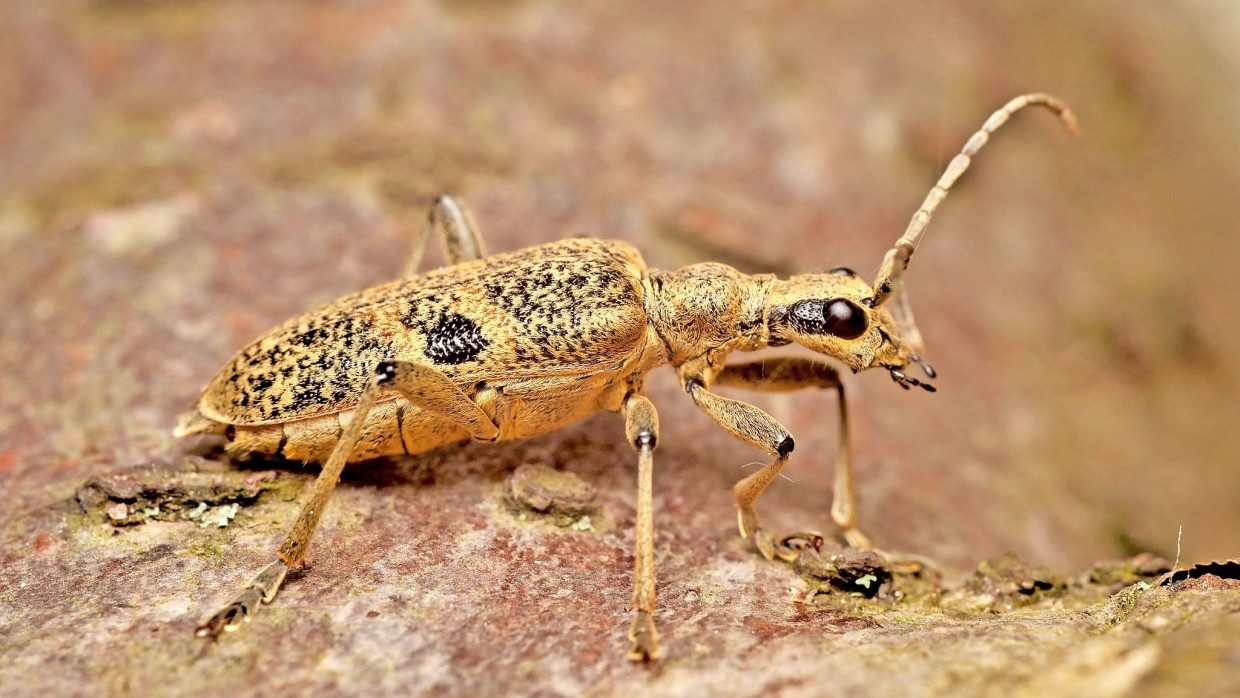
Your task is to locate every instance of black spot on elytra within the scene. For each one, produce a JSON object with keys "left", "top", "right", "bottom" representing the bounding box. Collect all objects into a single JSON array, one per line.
[{"left": 424, "top": 312, "right": 488, "bottom": 365}]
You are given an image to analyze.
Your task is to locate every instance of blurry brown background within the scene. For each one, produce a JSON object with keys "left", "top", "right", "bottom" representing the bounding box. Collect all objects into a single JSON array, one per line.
[{"left": 2, "top": 0, "right": 1238, "bottom": 694}]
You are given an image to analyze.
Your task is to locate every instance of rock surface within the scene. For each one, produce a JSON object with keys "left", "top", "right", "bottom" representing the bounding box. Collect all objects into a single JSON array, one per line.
[{"left": 2, "top": 1, "right": 1238, "bottom": 696}]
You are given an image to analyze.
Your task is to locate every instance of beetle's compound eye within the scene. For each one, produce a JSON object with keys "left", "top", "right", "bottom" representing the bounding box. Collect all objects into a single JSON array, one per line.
[
  {"left": 822, "top": 299, "right": 868, "bottom": 339},
  {"left": 788, "top": 298, "right": 869, "bottom": 339}
]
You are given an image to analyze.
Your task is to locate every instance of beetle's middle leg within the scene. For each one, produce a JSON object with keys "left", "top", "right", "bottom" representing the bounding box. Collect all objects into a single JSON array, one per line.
[
  {"left": 715, "top": 358, "right": 872, "bottom": 551},
  {"left": 401, "top": 195, "right": 488, "bottom": 277},
  {"left": 196, "top": 360, "right": 499, "bottom": 638},
  {"left": 621, "top": 393, "right": 661, "bottom": 661}
]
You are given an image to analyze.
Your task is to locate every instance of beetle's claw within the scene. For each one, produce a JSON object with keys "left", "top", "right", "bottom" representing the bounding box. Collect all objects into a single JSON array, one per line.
[
  {"left": 778, "top": 531, "right": 825, "bottom": 558},
  {"left": 195, "top": 587, "right": 263, "bottom": 639},
  {"left": 752, "top": 528, "right": 825, "bottom": 562}
]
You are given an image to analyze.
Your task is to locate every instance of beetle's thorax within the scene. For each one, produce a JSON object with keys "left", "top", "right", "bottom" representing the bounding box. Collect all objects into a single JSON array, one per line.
[
  {"left": 644, "top": 263, "right": 776, "bottom": 366},
  {"left": 646, "top": 262, "right": 911, "bottom": 377}
]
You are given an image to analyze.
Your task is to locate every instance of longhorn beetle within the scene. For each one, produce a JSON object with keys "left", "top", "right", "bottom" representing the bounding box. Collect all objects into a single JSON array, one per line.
[{"left": 180, "top": 93, "right": 1077, "bottom": 660}]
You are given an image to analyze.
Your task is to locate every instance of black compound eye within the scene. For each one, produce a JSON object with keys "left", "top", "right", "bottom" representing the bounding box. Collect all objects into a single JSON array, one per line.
[{"left": 822, "top": 299, "right": 868, "bottom": 339}]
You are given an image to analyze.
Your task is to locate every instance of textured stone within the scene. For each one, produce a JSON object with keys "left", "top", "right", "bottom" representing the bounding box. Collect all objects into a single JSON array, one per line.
[{"left": 3, "top": 1, "right": 1240, "bottom": 696}]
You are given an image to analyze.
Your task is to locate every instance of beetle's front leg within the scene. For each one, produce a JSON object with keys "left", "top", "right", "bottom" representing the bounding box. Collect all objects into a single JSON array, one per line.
[
  {"left": 680, "top": 366, "right": 797, "bottom": 562},
  {"left": 715, "top": 358, "right": 872, "bottom": 550},
  {"left": 621, "top": 393, "right": 661, "bottom": 661}
]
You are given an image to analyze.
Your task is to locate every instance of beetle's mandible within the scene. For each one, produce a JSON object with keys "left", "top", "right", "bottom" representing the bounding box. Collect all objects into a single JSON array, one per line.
[{"left": 179, "top": 93, "right": 1078, "bottom": 661}]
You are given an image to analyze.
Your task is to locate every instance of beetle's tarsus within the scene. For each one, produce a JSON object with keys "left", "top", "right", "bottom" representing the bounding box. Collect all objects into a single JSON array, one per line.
[
  {"left": 739, "top": 508, "right": 798, "bottom": 561},
  {"left": 627, "top": 610, "right": 661, "bottom": 662},
  {"left": 769, "top": 534, "right": 804, "bottom": 563},
  {"left": 196, "top": 559, "right": 289, "bottom": 639}
]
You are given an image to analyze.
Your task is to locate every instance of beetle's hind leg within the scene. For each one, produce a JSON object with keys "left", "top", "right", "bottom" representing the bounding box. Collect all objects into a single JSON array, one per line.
[
  {"left": 621, "top": 393, "right": 661, "bottom": 661},
  {"left": 197, "top": 375, "right": 384, "bottom": 637},
  {"left": 401, "top": 195, "right": 488, "bottom": 277},
  {"left": 197, "top": 360, "right": 500, "bottom": 639}
]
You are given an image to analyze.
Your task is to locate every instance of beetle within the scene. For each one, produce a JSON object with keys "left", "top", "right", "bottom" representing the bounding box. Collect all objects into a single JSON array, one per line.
[{"left": 179, "top": 93, "right": 1077, "bottom": 660}]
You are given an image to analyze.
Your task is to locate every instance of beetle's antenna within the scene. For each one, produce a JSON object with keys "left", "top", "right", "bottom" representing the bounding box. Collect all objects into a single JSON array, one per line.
[{"left": 869, "top": 93, "right": 1078, "bottom": 310}]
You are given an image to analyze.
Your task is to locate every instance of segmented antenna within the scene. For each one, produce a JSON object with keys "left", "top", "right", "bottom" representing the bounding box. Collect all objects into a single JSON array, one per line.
[{"left": 870, "top": 93, "right": 1078, "bottom": 309}]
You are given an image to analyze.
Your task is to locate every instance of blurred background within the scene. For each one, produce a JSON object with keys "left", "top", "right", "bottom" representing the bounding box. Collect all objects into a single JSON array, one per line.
[{"left": 2, "top": 0, "right": 1238, "bottom": 572}]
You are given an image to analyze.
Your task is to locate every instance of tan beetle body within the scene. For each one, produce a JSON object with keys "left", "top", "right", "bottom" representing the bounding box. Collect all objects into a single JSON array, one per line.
[
  {"left": 177, "top": 238, "right": 902, "bottom": 465},
  {"left": 179, "top": 239, "right": 662, "bottom": 461},
  {"left": 183, "top": 94, "right": 1077, "bottom": 661}
]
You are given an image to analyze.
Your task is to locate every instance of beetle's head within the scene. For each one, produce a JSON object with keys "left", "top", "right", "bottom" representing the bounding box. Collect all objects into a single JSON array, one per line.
[{"left": 765, "top": 268, "right": 935, "bottom": 391}]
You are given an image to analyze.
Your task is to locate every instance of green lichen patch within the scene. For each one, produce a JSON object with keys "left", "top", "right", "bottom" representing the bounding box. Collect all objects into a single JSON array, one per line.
[
  {"left": 1082, "top": 580, "right": 1161, "bottom": 632},
  {"left": 196, "top": 503, "right": 240, "bottom": 528}
]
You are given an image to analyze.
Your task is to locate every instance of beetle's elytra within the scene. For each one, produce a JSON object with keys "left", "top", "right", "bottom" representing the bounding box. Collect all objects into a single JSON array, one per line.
[{"left": 180, "top": 94, "right": 1077, "bottom": 661}]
